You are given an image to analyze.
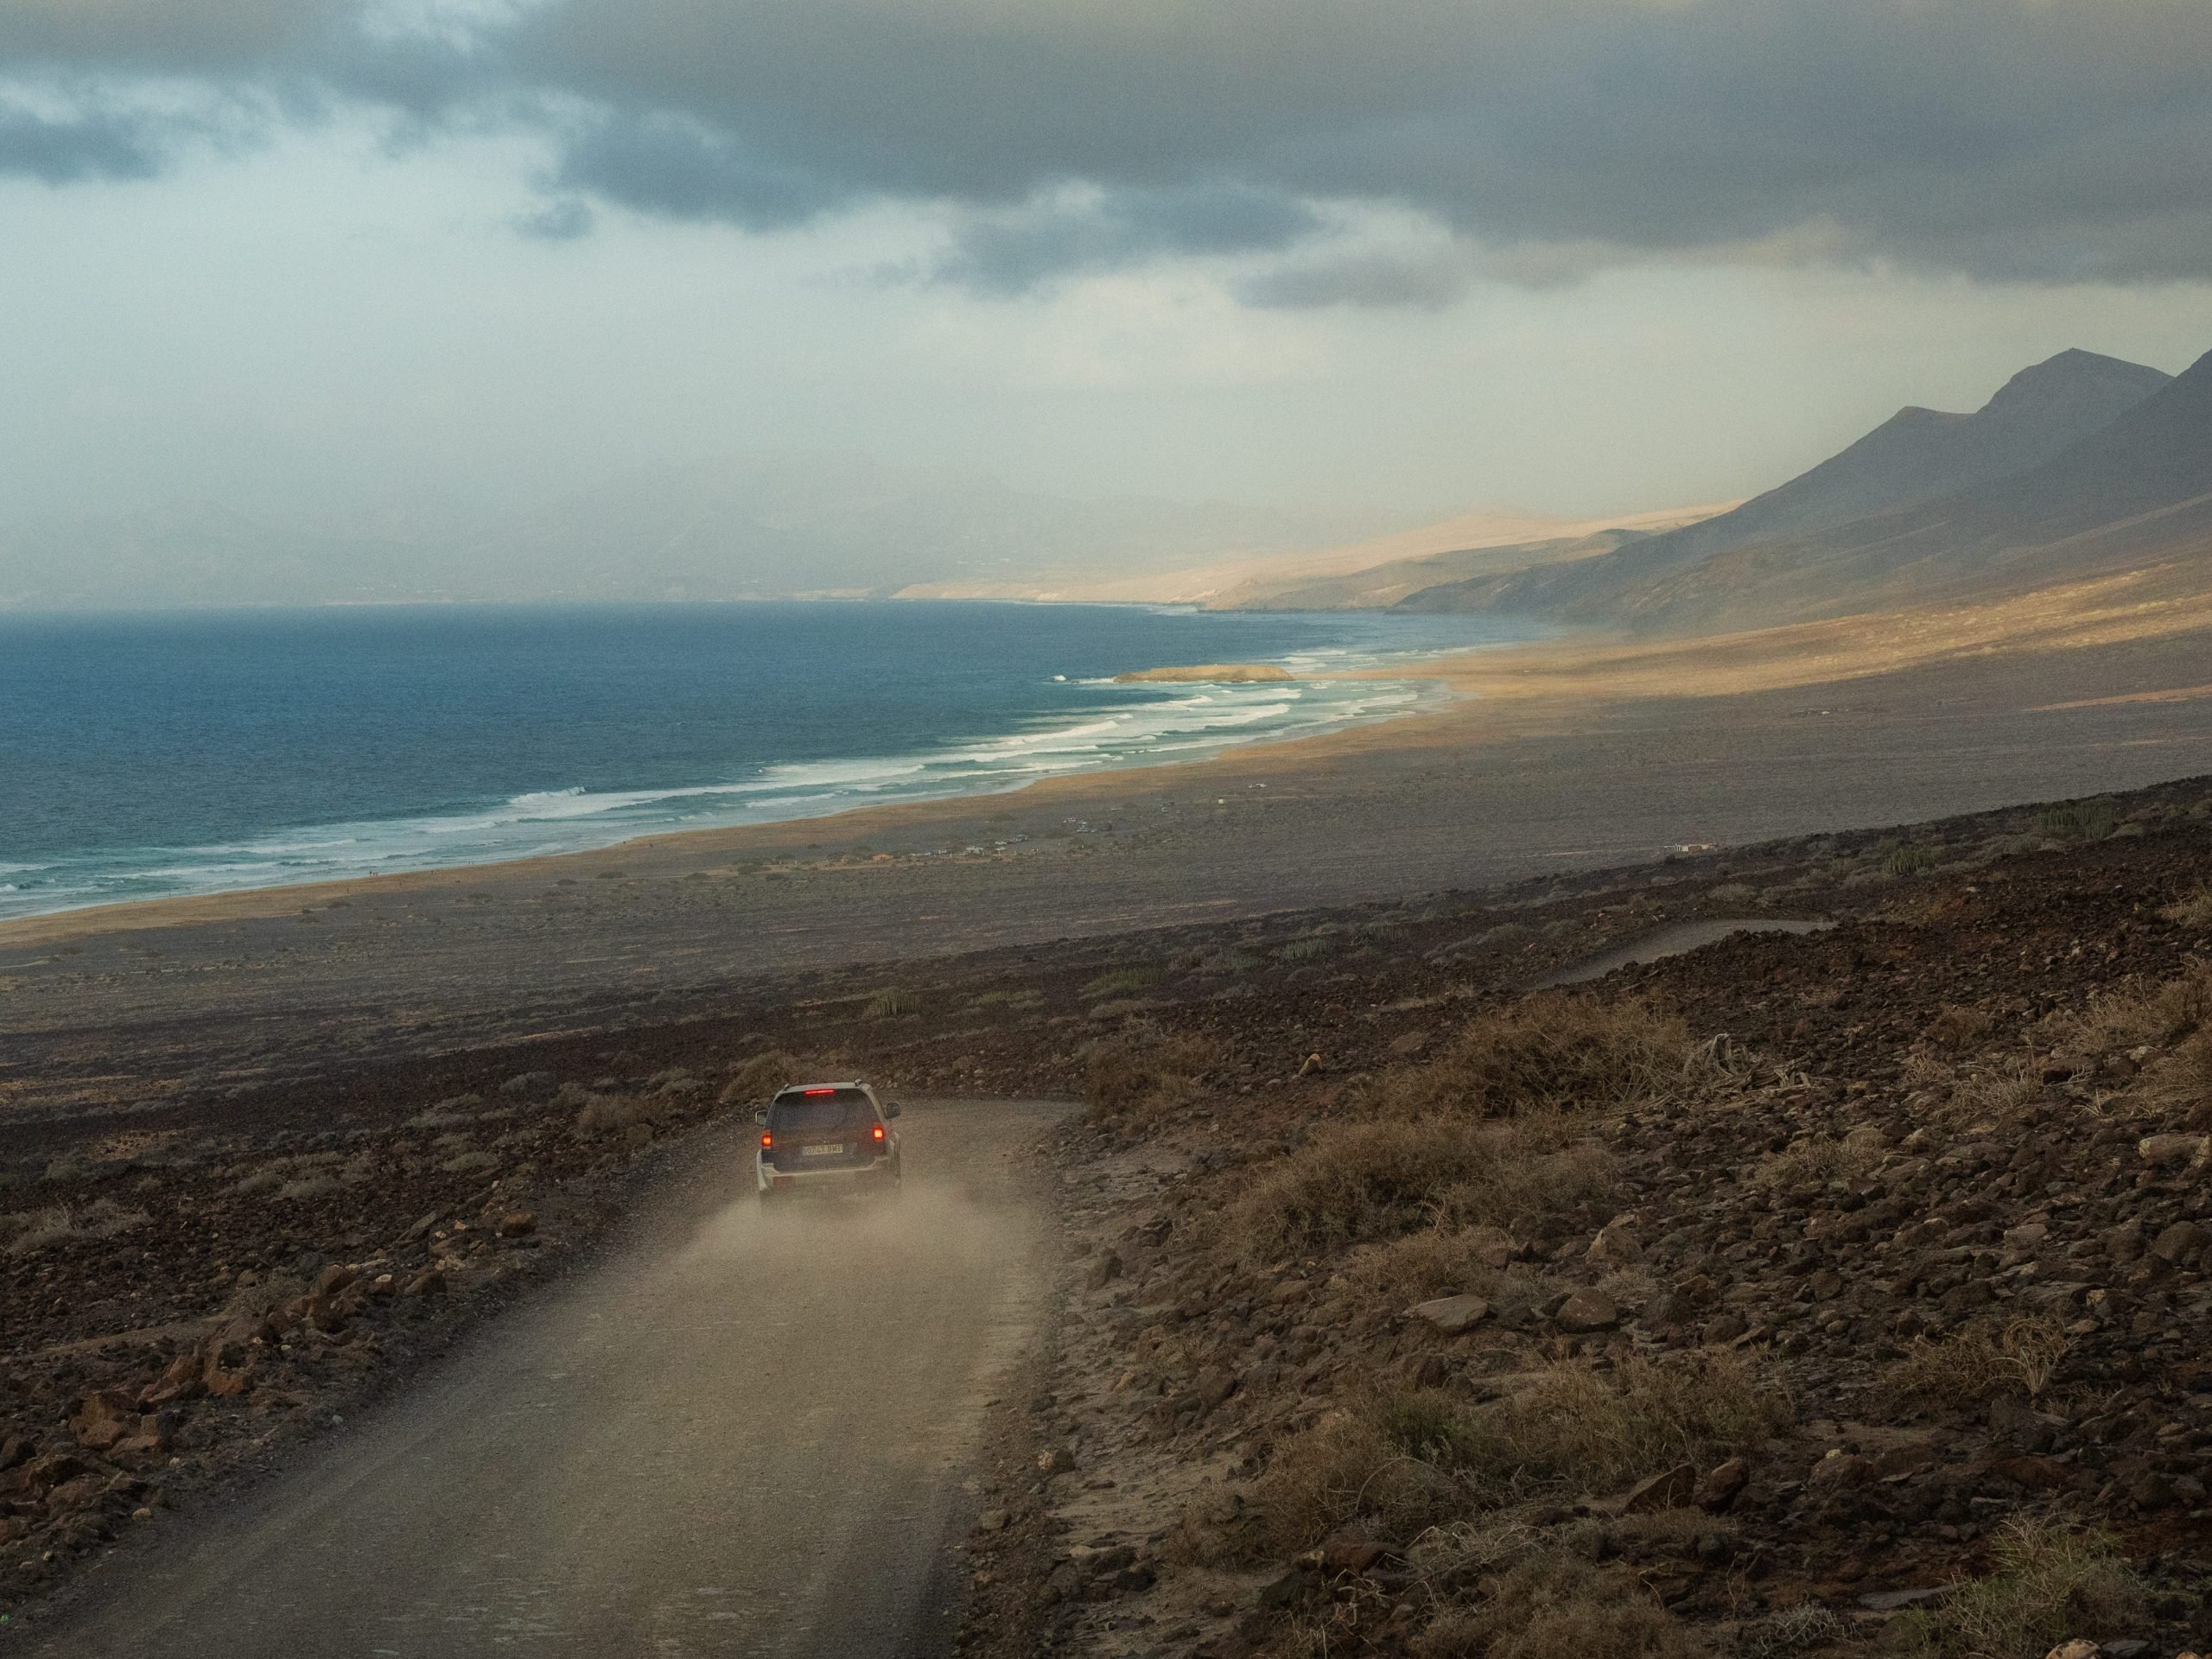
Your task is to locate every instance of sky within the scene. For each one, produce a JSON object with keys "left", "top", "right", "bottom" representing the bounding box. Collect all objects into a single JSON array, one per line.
[{"left": 4, "top": 0, "right": 2212, "bottom": 557}]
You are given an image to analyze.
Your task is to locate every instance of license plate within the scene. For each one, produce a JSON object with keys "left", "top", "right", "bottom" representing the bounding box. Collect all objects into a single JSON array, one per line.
[{"left": 801, "top": 1144, "right": 846, "bottom": 1158}]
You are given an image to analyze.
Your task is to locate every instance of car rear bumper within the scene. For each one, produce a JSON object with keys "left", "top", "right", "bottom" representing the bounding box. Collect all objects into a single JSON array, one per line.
[{"left": 756, "top": 1158, "right": 897, "bottom": 1194}]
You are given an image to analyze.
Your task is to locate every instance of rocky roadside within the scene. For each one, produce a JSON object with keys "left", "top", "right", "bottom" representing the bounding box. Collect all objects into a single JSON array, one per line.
[{"left": 955, "top": 783, "right": 2212, "bottom": 1658}]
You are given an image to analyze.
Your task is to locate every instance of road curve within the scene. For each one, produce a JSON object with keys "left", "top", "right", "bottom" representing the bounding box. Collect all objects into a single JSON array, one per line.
[{"left": 35, "top": 1099, "right": 1070, "bottom": 1659}]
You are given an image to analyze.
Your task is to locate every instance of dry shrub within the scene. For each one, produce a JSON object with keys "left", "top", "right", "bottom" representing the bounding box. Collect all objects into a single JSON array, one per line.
[
  {"left": 1221, "top": 1117, "right": 1611, "bottom": 1265},
  {"left": 574, "top": 1093, "right": 659, "bottom": 1139},
  {"left": 4, "top": 1198, "right": 149, "bottom": 1256},
  {"left": 2040, "top": 963, "right": 2212, "bottom": 1059},
  {"left": 1423, "top": 1351, "right": 1786, "bottom": 1498},
  {"left": 1900, "top": 1048, "right": 1957, "bottom": 1093},
  {"left": 1895, "top": 1516, "right": 2140, "bottom": 1659},
  {"left": 1384, "top": 993, "right": 1705, "bottom": 1120},
  {"left": 2162, "top": 884, "right": 2212, "bottom": 931},
  {"left": 1412, "top": 1550, "right": 1706, "bottom": 1659},
  {"left": 1240, "top": 1409, "right": 1465, "bottom": 1557},
  {"left": 407, "top": 1093, "right": 486, "bottom": 1128},
  {"left": 1331, "top": 1228, "right": 1553, "bottom": 1319},
  {"left": 1245, "top": 1354, "right": 1783, "bottom": 1558},
  {"left": 723, "top": 1051, "right": 803, "bottom": 1103},
  {"left": 1733, "top": 1604, "right": 1848, "bottom": 1659},
  {"left": 1084, "top": 1032, "right": 1220, "bottom": 1128},
  {"left": 1942, "top": 1053, "right": 2044, "bottom": 1125},
  {"left": 1927, "top": 1004, "right": 1996, "bottom": 1049},
  {"left": 2141, "top": 1029, "right": 2212, "bottom": 1120},
  {"left": 1877, "top": 1315, "right": 2069, "bottom": 1414},
  {"left": 1752, "top": 1132, "right": 1886, "bottom": 1190}
]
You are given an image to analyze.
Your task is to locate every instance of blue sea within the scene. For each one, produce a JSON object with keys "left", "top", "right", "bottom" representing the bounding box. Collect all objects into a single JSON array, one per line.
[{"left": 0, "top": 601, "right": 1534, "bottom": 921}]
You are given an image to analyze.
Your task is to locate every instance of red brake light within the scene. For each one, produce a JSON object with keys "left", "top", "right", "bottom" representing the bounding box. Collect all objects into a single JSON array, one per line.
[
  {"left": 873, "top": 1123, "right": 886, "bottom": 1141},
  {"left": 803, "top": 1087, "right": 836, "bottom": 1096},
  {"left": 760, "top": 1131, "right": 772, "bottom": 1147}
]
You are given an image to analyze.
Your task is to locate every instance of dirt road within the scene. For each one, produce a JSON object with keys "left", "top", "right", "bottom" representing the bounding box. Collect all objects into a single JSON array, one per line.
[{"left": 31, "top": 1100, "right": 1068, "bottom": 1658}]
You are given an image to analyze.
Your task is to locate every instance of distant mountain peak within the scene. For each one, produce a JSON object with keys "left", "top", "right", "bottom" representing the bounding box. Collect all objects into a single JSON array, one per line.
[{"left": 1981, "top": 347, "right": 2172, "bottom": 416}]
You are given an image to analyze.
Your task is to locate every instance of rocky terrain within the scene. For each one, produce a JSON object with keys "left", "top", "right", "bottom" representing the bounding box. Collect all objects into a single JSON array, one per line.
[
  {"left": 951, "top": 781, "right": 2212, "bottom": 1659},
  {"left": 10, "top": 773, "right": 2212, "bottom": 1653}
]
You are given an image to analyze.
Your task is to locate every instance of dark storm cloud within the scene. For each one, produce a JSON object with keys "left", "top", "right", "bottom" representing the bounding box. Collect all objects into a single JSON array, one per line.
[
  {"left": 493, "top": 0, "right": 2212, "bottom": 286},
  {"left": 10, "top": 0, "right": 2212, "bottom": 290},
  {"left": 937, "top": 183, "right": 1319, "bottom": 294},
  {"left": 0, "top": 104, "right": 168, "bottom": 184},
  {"left": 0, "top": 0, "right": 340, "bottom": 73}
]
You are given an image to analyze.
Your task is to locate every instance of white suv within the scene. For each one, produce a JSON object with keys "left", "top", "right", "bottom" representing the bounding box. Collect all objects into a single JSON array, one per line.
[{"left": 754, "top": 1082, "right": 902, "bottom": 1201}]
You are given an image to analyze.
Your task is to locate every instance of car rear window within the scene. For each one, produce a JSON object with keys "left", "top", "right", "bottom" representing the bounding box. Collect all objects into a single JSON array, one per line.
[{"left": 767, "top": 1090, "right": 876, "bottom": 1133}]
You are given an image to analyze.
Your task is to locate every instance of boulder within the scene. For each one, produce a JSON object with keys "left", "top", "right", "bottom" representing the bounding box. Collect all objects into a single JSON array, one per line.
[
  {"left": 1406, "top": 1294, "right": 1492, "bottom": 1336},
  {"left": 1319, "top": 1529, "right": 1388, "bottom": 1573},
  {"left": 1586, "top": 1218, "right": 1643, "bottom": 1266},
  {"left": 69, "top": 1390, "right": 137, "bottom": 1452},
  {"left": 1694, "top": 1458, "right": 1751, "bottom": 1511},
  {"left": 1808, "top": 1451, "right": 1876, "bottom": 1491},
  {"left": 1555, "top": 1288, "right": 1620, "bottom": 1333},
  {"left": 2153, "top": 1222, "right": 2207, "bottom": 1263},
  {"left": 139, "top": 1352, "right": 205, "bottom": 1409},
  {"left": 495, "top": 1210, "right": 537, "bottom": 1239},
  {"left": 2137, "top": 1134, "right": 2207, "bottom": 1167},
  {"left": 1623, "top": 1463, "right": 1698, "bottom": 1514}
]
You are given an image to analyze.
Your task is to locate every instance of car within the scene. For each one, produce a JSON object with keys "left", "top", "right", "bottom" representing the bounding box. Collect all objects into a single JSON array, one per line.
[{"left": 754, "top": 1081, "right": 902, "bottom": 1201}]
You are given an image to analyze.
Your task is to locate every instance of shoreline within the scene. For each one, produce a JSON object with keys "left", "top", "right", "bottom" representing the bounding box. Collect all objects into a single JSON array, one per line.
[
  {"left": 0, "top": 648, "right": 1475, "bottom": 941},
  {"left": 10, "top": 568, "right": 2212, "bottom": 953}
]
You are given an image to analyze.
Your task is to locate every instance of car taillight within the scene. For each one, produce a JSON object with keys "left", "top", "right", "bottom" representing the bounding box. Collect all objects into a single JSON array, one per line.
[
  {"left": 872, "top": 1123, "right": 886, "bottom": 1143},
  {"left": 760, "top": 1132, "right": 773, "bottom": 1148}
]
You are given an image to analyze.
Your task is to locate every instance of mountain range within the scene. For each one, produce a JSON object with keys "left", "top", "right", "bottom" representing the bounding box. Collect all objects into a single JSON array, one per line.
[{"left": 1221, "top": 345, "right": 2209, "bottom": 635}]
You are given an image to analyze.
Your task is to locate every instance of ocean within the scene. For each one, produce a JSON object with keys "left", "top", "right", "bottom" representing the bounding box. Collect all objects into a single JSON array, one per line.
[{"left": 0, "top": 601, "right": 1535, "bottom": 921}]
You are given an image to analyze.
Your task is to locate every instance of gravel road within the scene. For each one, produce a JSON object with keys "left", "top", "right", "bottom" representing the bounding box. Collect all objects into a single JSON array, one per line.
[{"left": 32, "top": 1099, "right": 1068, "bottom": 1658}]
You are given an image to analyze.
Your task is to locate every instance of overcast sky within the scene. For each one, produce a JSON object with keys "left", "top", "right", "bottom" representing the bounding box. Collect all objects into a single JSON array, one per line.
[{"left": 4, "top": 0, "right": 2211, "bottom": 538}]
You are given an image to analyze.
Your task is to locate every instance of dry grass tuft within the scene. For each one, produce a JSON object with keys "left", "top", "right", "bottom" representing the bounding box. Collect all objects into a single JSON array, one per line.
[
  {"left": 1410, "top": 1550, "right": 1707, "bottom": 1659},
  {"left": 1926, "top": 1004, "right": 1996, "bottom": 1049},
  {"left": 1382, "top": 993, "right": 1707, "bottom": 1120},
  {"left": 1751, "top": 1130, "right": 1886, "bottom": 1189},
  {"left": 5, "top": 1198, "right": 149, "bottom": 1256},
  {"left": 2040, "top": 963, "right": 2212, "bottom": 1060},
  {"left": 1084, "top": 1031, "right": 1221, "bottom": 1129},
  {"left": 1942, "top": 1053, "right": 2044, "bottom": 1124},
  {"left": 1236, "top": 1409, "right": 1464, "bottom": 1558},
  {"left": 1221, "top": 1116, "right": 1611, "bottom": 1265},
  {"left": 2162, "top": 884, "right": 2212, "bottom": 931},
  {"left": 1329, "top": 1228, "right": 1553, "bottom": 1319},
  {"left": 1241, "top": 1353, "right": 1783, "bottom": 1557},
  {"left": 1895, "top": 1516, "right": 2140, "bottom": 1659},
  {"left": 574, "top": 1094, "right": 661, "bottom": 1139},
  {"left": 1877, "top": 1315, "right": 2070, "bottom": 1414},
  {"left": 724, "top": 1051, "right": 804, "bottom": 1103},
  {"left": 1433, "top": 1351, "right": 1786, "bottom": 1497}
]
